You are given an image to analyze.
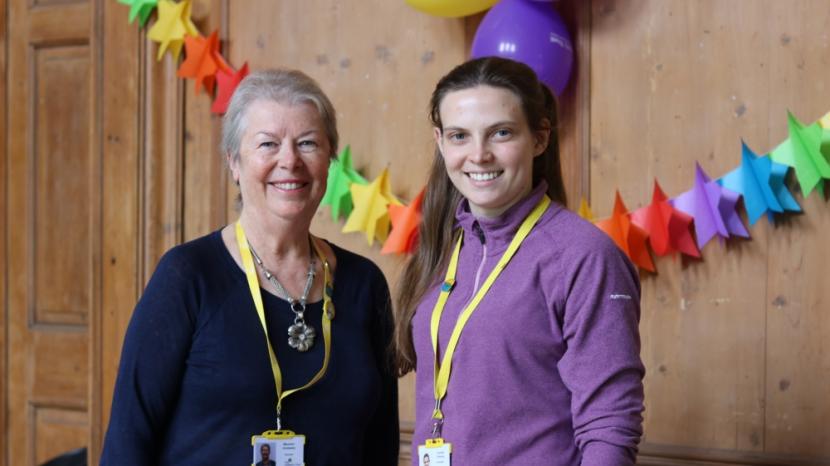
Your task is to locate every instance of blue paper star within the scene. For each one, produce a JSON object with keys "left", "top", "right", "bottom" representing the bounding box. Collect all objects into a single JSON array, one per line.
[{"left": 719, "top": 141, "right": 801, "bottom": 225}]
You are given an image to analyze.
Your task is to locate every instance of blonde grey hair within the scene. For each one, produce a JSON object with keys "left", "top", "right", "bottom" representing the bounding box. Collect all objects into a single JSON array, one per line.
[{"left": 221, "top": 69, "right": 339, "bottom": 162}]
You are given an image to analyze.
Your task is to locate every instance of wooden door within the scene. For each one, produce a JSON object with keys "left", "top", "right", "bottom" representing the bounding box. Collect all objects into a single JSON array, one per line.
[{"left": 6, "top": 0, "right": 98, "bottom": 464}]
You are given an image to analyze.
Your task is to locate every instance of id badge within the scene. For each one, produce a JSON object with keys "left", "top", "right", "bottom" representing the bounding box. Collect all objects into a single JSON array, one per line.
[
  {"left": 417, "top": 438, "right": 452, "bottom": 466},
  {"left": 252, "top": 430, "right": 305, "bottom": 466}
]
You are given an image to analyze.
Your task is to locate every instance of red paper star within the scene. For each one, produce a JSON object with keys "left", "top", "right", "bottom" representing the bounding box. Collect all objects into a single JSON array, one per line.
[
  {"left": 595, "top": 191, "right": 655, "bottom": 272},
  {"left": 631, "top": 180, "right": 700, "bottom": 258},
  {"left": 381, "top": 188, "right": 425, "bottom": 255},
  {"left": 177, "top": 31, "right": 231, "bottom": 95},
  {"left": 211, "top": 62, "right": 250, "bottom": 114}
]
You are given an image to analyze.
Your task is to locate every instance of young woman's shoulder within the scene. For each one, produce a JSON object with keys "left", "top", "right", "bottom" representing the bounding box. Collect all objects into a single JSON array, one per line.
[{"left": 537, "top": 205, "right": 625, "bottom": 261}]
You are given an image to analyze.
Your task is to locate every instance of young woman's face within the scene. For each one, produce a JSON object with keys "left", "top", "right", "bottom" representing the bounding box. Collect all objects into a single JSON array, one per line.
[
  {"left": 230, "top": 99, "right": 331, "bottom": 224},
  {"left": 435, "top": 85, "right": 548, "bottom": 218}
]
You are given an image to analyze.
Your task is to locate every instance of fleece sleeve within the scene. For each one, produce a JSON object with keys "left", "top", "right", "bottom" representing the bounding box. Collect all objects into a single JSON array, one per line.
[
  {"left": 100, "top": 250, "right": 199, "bottom": 466},
  {"left": 557, "top": 238, "right": 645, "bottom": 466}
]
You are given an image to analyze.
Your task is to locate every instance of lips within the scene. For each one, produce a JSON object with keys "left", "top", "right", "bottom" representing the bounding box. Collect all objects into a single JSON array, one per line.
[
  {"left": 270, "top": 180, "right": 308, "bottom": 190},
  {"left": 466, "top": 170, "right": 503, "bottom": 181}
]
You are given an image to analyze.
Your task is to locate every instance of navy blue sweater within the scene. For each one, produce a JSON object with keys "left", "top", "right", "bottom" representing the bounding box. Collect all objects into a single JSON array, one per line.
[{"left": 101, "top": 231, "right": 399, "bottom": 465}]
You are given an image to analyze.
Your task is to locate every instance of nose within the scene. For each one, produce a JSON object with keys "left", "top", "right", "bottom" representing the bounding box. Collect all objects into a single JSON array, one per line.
[
  {"left": 468, "top": 137, "right": 493, "bottom": 164},
  {"left": 278, "top": 142, "right": 303, "bottom": 170}
]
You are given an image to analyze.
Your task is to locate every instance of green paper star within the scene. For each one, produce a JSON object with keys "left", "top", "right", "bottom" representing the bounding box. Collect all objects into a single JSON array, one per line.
[
  {"left": 118, "top": 0, "right": 157, "bottom": 27},
  {"left": 770, "top": 111, "right": 830, "bottom": 197},
  {"left": 321, "top": 145, "right": 368, "bottom": 220}
]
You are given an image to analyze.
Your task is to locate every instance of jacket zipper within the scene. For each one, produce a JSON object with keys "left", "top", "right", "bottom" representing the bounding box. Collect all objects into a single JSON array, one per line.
[{"left": 471, "top": 222, "right": 487, "bottom": 295}]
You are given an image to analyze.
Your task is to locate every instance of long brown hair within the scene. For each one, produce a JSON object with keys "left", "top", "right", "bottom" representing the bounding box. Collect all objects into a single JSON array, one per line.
[{"left": 394, "top": 57, "right": 568, "bottom": 375}]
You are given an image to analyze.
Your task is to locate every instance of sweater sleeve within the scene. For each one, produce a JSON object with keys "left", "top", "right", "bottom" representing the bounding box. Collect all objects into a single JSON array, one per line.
[
  {"left": 361, "top": 268, "right": 400, "bottom": 465},
  {"left": 100, "top": 249, "right": 199, "bottom": 466},
  {"left": 557, "top": 238, "right": 645, "bottom": 466}
]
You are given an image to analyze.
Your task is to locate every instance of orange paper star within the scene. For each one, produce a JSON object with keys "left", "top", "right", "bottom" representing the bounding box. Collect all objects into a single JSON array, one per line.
[
  {"left": 147, "top": 0, "right": 199, "bottom": 61},
  {"left": 630, "top": 181, "right": 700, "bottom": 258},
  {"left": 595, "top": 191, "right": 655, "bottom": 272},
  {"left": 177, "top": 31, "right": 231, "bottom": 95},
  {"left": 211, "top": 62, "right": 250, "bottom": 114},
  {"left": 381, "top": 188, "right": 425, "bottom": 255}
]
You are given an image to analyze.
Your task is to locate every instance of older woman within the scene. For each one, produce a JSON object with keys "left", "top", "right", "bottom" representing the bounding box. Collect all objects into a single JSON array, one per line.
[{"left": 101, "top": 69, "right": 399, "bottom": 465}]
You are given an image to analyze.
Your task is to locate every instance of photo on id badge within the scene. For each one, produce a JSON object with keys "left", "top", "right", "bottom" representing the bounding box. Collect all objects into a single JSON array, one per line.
[
  {"left": 418, "top": 444, "right": 450, "bottom": 466},
  {"left": 252, "top": 436, "right": 303, "bottom": 466}
]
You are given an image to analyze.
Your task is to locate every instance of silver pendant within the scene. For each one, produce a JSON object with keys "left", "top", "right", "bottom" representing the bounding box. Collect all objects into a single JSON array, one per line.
[{"left": 287, "top": 321, "right": 316, "bottom": 352}]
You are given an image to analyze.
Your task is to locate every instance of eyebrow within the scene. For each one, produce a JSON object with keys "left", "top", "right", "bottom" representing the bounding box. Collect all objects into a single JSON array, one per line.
[
  {"left": 443, "top": 120, "right": 518, "bottom": 132},
  {"left": 254, "top": 130, "right": 320, "bottom": 138}
]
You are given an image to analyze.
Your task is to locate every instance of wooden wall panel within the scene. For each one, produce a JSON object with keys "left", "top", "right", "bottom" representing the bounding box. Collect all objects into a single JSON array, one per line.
[
  {"left": 591, "top": 0, "right": 830, "bottom": 462},
  {"left": 182, "top": 0, "right": 228, "bottom": 242},
  {"left": 91, "top": 0, "right": 142, "bottom": 463},
  {"left": 141, "top": 52, "right": 184, "bottom": 278},
  {"left": 0, "top": 0, "right": 8, "bottom": 461},
  {"left": 763, "top": 1, "right": 830, "bottom": 456}
]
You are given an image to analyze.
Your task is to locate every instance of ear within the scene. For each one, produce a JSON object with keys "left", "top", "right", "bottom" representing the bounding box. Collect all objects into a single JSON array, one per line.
[
  {"left": 433, "top": 127, "right": 444, "bottom": 156},
  {"left": 227, "top": 151, "right": 240, "bottom": 184},
  {"left": 534, "top": 119, "right": 552, "bottom": 158}
]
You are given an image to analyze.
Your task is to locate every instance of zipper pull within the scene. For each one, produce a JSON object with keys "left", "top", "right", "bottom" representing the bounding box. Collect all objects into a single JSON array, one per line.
[{"left": 472, "top": 222, "right": 486, "bottom": 244}]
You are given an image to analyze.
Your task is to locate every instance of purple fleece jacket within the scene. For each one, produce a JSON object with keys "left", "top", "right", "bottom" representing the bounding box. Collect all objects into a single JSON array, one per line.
[{"left": 411, "top": 182, "right": 645, "bottom": 465}]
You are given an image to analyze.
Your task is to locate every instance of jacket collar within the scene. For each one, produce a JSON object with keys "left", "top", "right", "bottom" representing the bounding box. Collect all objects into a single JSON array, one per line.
[{"left": 454, "top": 181, "right": 551, "bottom": 254}]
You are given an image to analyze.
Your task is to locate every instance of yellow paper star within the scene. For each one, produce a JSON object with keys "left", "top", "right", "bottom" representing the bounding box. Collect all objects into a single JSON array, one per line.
[
  {"left": 147, "top": 0, "right": 199, "bottom": 61},
  {"left": 342, "top": 169, "right": 402, "bottom": 245},
  {"left": 577, "top": 197, "right": 595, "bottom": 222},
  {"left": 820, "top": 111, "right": 830, "bottom": 129}
]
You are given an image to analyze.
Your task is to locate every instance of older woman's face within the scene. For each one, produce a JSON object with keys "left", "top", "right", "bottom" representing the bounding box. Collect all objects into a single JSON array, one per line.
[{"left": 231, "top": 99, "right": 331, "bottom": 224}]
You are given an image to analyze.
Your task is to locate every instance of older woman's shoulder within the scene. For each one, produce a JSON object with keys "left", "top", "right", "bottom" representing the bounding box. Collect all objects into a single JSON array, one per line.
[
  {"left": 324, "top": 241, "right": 387, "bottom": 284},
  {"left": 153, "top": 230, "right": 228, "bottom": 279}
]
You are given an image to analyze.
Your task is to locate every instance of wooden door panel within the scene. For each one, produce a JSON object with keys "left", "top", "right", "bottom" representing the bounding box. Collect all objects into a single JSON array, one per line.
[
  {"left": 34, "top": 44, "right": 91, "bottom": 327},
  {"left": 33, "top": 407, "right": 87, "bottom": 466},
  {"left": 7, "top": 0, "right": 94, "bottom": 464}
]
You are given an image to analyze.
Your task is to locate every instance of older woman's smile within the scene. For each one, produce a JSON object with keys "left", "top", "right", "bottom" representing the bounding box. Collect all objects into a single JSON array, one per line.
[{"left": 271, "top": 179, "right": 309, "bottom": 192}]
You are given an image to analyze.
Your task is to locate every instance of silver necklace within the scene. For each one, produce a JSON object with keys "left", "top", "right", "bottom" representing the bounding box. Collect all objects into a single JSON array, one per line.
[{"left": 249, "top": 241, "right": 317, "bottom": 352}]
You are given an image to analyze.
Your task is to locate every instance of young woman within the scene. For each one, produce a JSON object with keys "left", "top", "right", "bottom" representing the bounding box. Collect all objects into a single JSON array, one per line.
[{"left": 397, "top": 57, "right": 645, "bottom": 465}]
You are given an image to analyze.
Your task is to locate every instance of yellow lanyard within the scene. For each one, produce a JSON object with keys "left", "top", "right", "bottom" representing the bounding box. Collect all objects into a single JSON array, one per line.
[
  {"left": 235, "top": 221, "right": 335, "bottom": 430},
  {"left": 429, "top": 195, "right": 550, "bottom": 431}
]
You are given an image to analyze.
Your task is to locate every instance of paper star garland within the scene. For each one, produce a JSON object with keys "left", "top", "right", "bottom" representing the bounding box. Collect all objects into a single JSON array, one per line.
[
  {"left": 577, "top": 198, "right": 595, "bottom": 222},
  {"left": 177, "top": 31, "right": 232, "bottom": 95},
  {"left": 769, "top": 111, "right": 830, "bottom": 197},
  {"left": 671, "top": 163, "right": 749, "bottom": 250},
  {"left": 342, "top": 168, "right": 402, "bottom": 245},
  {"left": 630, "top": 180, "right": 700, "bottom": 258},
  {"left": 595, "top": 192, "right": 655, "bottom": 272},
  {"left": 381, "top": 188, "right": 425, "bottom": 255},
  {"left": 211, "top": 62, "right": 250, "bottom": 114},
  {"left": 118, "top": 0, "right": 157, "bottom": 27},
  {"left": 322, "top": 145, "right": 368, "bottom": 221},
  {"left": 147, "top": 0, "right": 199, "bottom": 61},
  {"left": 719, "top": 141, "right": 801, "bottom": 225}
]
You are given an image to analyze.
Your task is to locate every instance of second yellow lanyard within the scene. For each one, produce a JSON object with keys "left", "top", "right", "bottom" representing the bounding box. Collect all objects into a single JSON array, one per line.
[{"left": 429, "top": 195, "right": 551, "bottom": 425}]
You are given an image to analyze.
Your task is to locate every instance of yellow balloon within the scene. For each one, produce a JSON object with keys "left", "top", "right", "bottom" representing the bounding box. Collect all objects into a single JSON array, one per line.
[{"left": 405, "top": 0, "right": 498, "bottom": 18}]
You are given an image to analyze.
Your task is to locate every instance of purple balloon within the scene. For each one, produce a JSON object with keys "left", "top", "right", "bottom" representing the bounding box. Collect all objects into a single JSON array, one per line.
[{"left": 471, "top": 0, "right": 573, "bottom": 95}]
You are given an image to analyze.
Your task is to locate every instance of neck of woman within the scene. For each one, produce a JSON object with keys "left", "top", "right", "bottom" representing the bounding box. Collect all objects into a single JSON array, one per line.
[{"left": 238, "top": 210, "right": 313, "bottom": 268}]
